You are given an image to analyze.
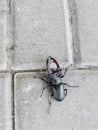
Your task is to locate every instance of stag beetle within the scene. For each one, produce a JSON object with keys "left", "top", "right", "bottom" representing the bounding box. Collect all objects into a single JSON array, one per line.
[{"left": 38, "top": 56, "right": 78, "bottom": 113}]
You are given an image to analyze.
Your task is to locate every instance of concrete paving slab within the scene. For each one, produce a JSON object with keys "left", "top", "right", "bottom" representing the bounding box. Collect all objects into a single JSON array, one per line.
[
  {"left": 0, "top": 0, "right": 10, "bottom": 70},
  {"left": 0, "top": 0, "right": 8, "bottom": 12},
  {"left": 0, "top": 73, "right": 12, "bottom": 130},
  {"left": 15, "top": 70, "right": 98, "bottom": 130},
  {"left": 12, "top": 0, "right": 72, "bottom": 70},
  {"left": 0, "top": 13, "right": 9, "bottom": 70},
  {"left": 70, "top": 0, "right": 98, "bottom": 67}
]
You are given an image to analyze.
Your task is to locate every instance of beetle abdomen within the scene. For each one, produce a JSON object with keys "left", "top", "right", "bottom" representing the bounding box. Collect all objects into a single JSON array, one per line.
[{"left": 53, "top": 84, "right": 66, "bottom": 102}]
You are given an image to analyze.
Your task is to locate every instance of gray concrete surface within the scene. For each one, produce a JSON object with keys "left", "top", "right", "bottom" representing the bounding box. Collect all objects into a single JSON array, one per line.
[
  {"left": 0, "top": 13, "right": 9, "bottom": 70},
  {"left": 15, "top": 70, "right": 98, "bottom": 130},
  {"left": 11, "top": 0, "right": 72, "bottom": 70},
  {"left": 72, "top": 0, "right": 98, "bottom": 67},
  {"left": 0, "top": 0, "right": 11, "bottom": 70},
  {"left": 0, "top": 73, "right": 12, "bottom": 130},
  {"left": 0, "top": 0, "right": 98, "bottom": 129},
  {"left": 0, "top": 0, "right": 8, "bottom": 12}
]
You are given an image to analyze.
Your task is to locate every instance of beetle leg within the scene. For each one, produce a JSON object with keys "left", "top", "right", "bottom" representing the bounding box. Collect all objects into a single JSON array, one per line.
[
  {"left": 39, "top": 77, "right": 49, "bottom": 84},
  {"left": 40, "top": 84, "right": 53, "bottom": 97},
  {"left": 48, "top": 93, "right": 53, "bottom": 105},
  {"left": 63, "top": 83, "right": 79, "bottom": 88},
  {"left": 34, "top": 77, "right": 50, "bottom": 84},
  {"left": 64, "top": 89, "right": 67, "bottom": 95},
  {"left": 48, "top": 93, "right": 53, "bottom": 114},
  {"left": 61, "top": 68, "right": 67, "bottom": 78},
  {"left": 40, "top": 86, "right": 49, "bottom": 97}
]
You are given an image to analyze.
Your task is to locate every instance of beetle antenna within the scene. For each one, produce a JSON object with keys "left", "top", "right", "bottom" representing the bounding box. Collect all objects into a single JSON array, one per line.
[
  {"left": 61, "top": 63, "right": 72, "bottom": 71},
  {"left": 61, "top": 63, "right": 65, "bottom": 68},
  {"left": 61, "top": 63, "right": 66, "bottom": 71}
]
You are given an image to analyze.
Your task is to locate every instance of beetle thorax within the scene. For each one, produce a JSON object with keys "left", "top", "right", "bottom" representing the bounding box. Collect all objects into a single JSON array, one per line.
[{"left": 48, "top": 71, "right": 62, "bottom": 85}]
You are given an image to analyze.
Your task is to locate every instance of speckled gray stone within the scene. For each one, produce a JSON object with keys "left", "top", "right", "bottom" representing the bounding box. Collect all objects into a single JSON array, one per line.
[
  {"left": 15, "top": 70, "right": 98, "bottom": 130},
  {"left": 0, "top": 0, "right": 8, "bottom": 12},
  {"left": 12, "top": 0, "right": 72, "bottom": 70},
  {"left": 0, "top": 0, "right": 10, "bottom": 70},
  {"left": 0, "top": 73, "right": 12, "bottom": 130},
  {"left": 73, "top": 0, "right": 98, "bottom": 67}
]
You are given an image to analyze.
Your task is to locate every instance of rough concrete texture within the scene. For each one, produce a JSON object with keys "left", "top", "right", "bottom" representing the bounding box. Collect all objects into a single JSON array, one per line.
[
  {"left": 12, "top": 0, "right": 72, "bottom": 70},
  {"left": 0, "top": 73, "right": 12, "bottom": 130},
  {"left": 0, "top": 0, "right": 98, "bottom": 129},
  {"left": 0, "top": 0, "right": 11, "bottom": 70},
  {"left": 0, "top": 0, "right": 8, "bottom": 12},
  {"left": 0, "top": 13, "right": 9, "bottom": 70},
  {"left": 74, "top": 0, "right": 98, "bottom": 67},
  {"left": 15, "top": 70, "right": 98, "bottom": 130}
]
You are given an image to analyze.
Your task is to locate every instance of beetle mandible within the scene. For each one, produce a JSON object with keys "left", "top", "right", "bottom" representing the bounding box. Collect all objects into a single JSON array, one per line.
[{"left": 39, "top": 56, "right": 78, "bottom": 113}]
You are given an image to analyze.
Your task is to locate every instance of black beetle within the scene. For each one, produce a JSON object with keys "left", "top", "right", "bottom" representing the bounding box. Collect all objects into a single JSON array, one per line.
[{"left": 39, "top": 56, "right": 78, "bottom": 113}]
